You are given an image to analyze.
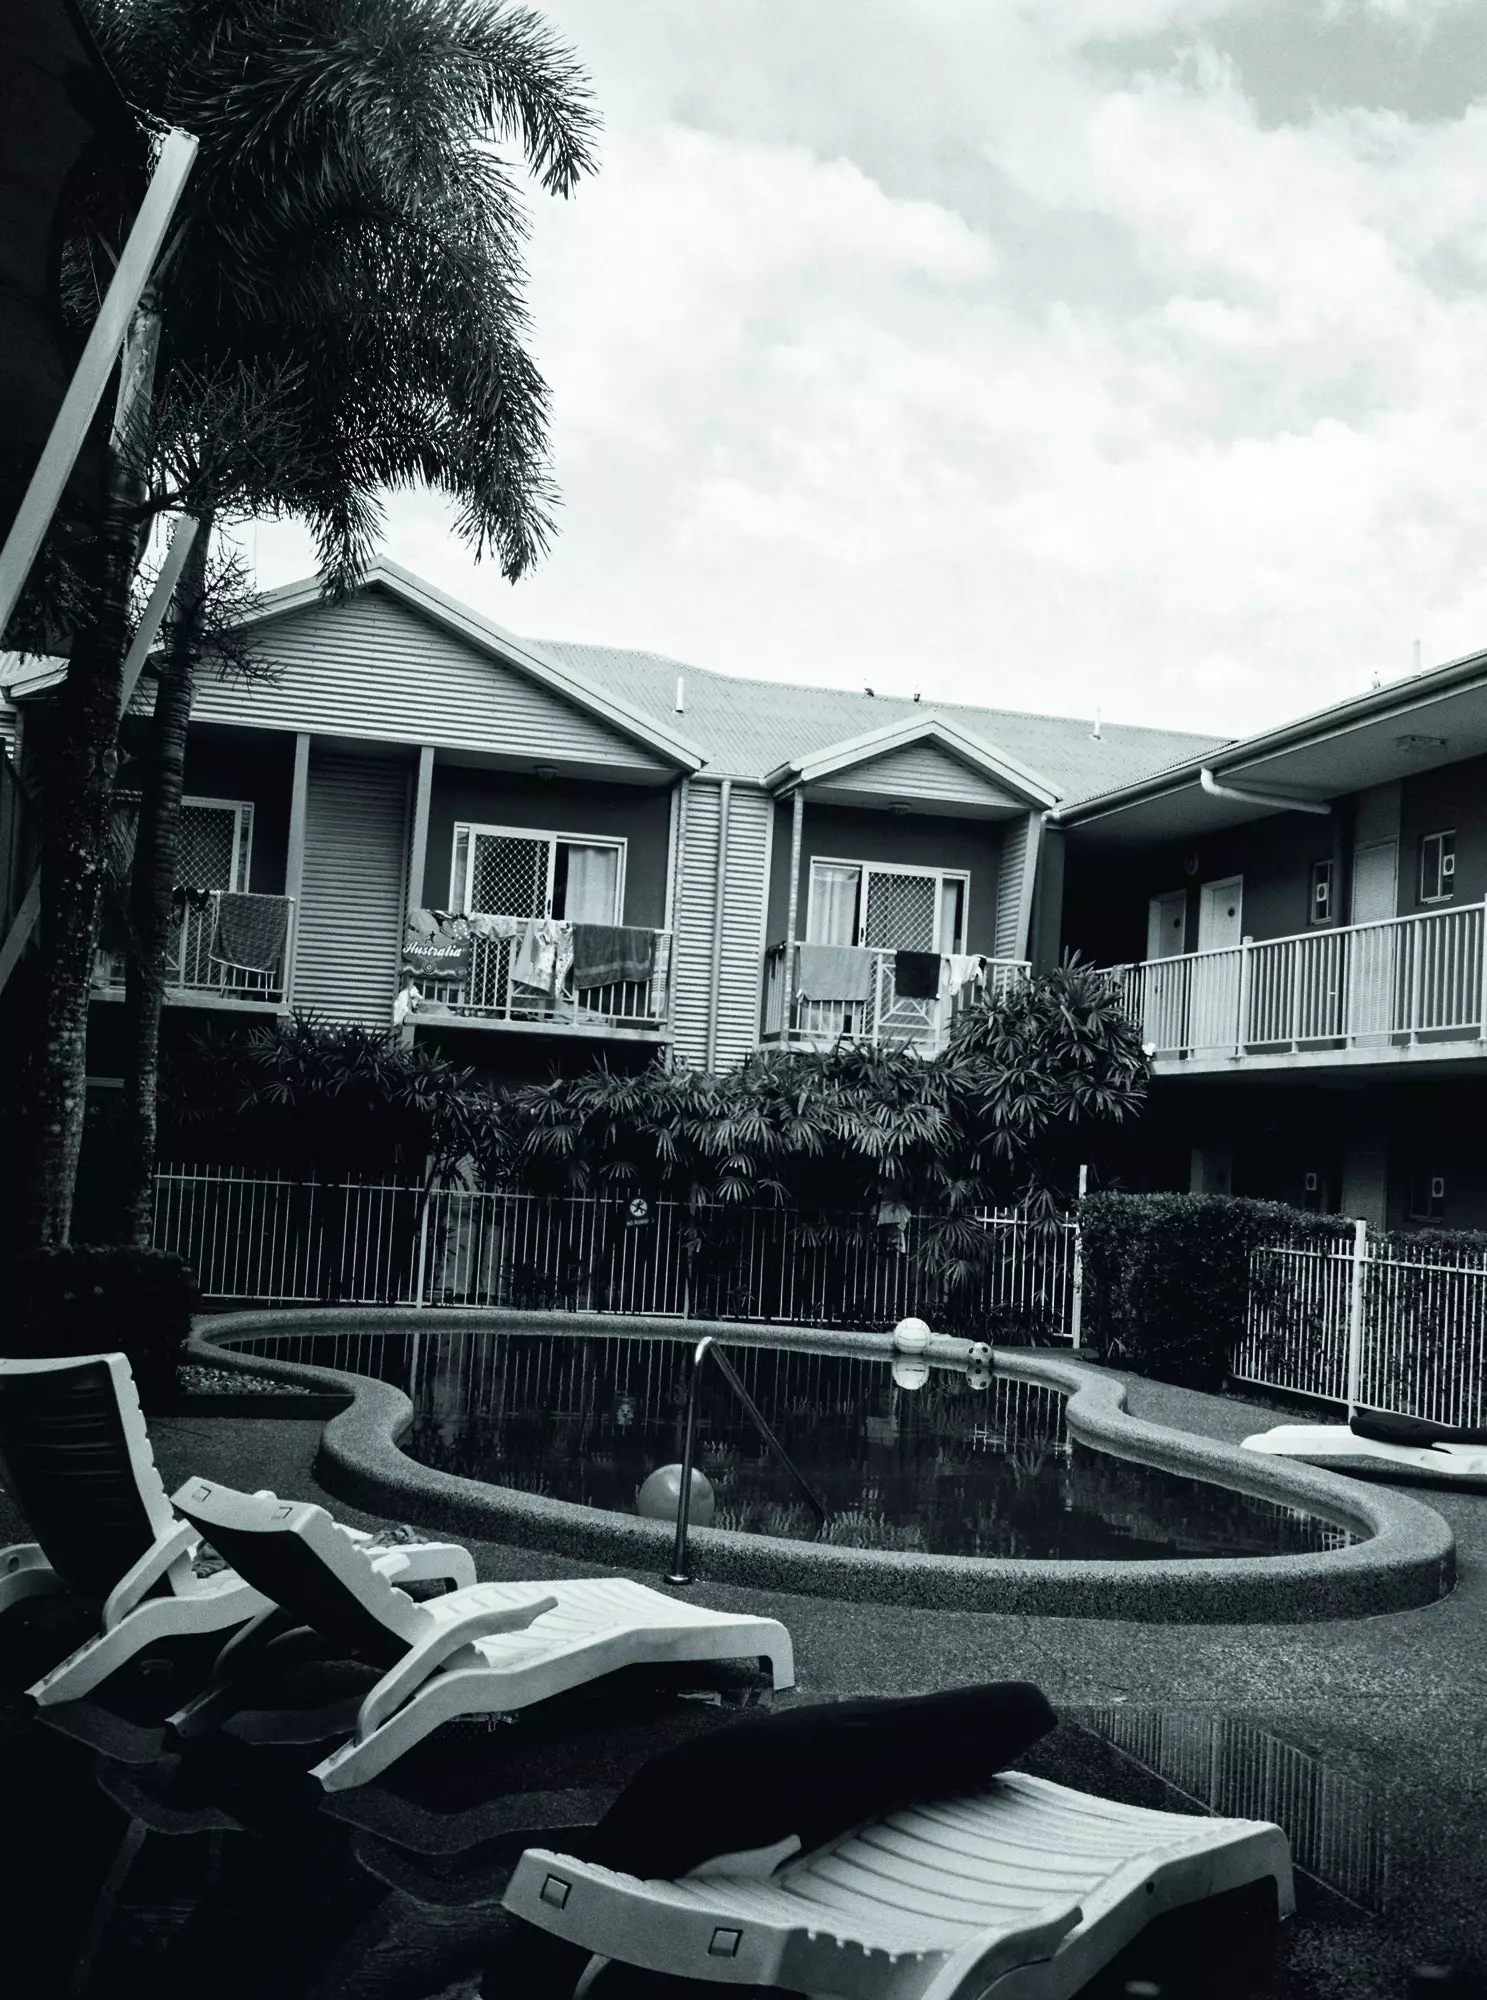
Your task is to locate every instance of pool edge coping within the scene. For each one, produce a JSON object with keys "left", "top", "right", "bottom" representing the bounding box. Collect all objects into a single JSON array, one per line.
[{"left": 190, "top": 1309, "right": 1457, "bottom": 1624}]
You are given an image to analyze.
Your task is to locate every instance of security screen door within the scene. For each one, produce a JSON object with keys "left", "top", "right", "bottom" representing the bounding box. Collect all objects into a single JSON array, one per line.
[
  {"left": 807, "top": 859, "right": 967, "bottom": 1035},
  {"left": 452, "top": 824, "right": 623, "bottom": 922},
  {"left": 111, "top": 795, "right": 252, "bottom": 983}
]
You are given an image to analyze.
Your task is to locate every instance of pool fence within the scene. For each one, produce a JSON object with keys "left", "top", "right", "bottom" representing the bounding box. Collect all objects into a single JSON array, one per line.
[
  {"left": 151, "top": 1167, "right": 1079, "bottom": 1341},
  {"left": 152, "top": 1167, "right": 1487, "bottom": 1425}
]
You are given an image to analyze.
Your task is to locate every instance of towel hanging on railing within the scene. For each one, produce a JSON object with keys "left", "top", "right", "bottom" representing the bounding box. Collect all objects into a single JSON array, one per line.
[
  {"left": 893, "top": 949, "right": 942, "bottom": 999},
  {"left": 209, "top": 893, "right": 288, "bottom": 973},
  {"left": 571, "top": 924, "right": 657, "bottom": 990},
  {"left": 794, "top": 942, "right": 873, "bottom": 1003}
]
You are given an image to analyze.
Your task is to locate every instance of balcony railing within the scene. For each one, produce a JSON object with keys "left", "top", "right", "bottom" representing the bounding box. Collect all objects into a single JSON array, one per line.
[
  {"left": 1105, "top": 899, "right": 1487, "bottom": 1065},
  {"left": 761, "top": 942, "right": 1027, "bottom": 1053},
  {"left": 407, "top": 922, "right": 672, "bottom": 1035},
  {"left": 94, "top": 890, "right": 295, "bottom": 1006}
]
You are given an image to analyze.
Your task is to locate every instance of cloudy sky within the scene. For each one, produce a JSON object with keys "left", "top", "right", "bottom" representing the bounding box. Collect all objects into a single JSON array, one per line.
[{"left": 247, "top": 0, "right": 1487, "bottom": 736}]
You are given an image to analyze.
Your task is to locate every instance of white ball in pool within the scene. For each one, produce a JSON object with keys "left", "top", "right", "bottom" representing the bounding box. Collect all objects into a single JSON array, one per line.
[
  {"left": 891, "top": 1354, "right": 931, "bottom": 1391},
  {"left": 636, "top": 1464, "right": 716, "bottom": 1527},
  {"left": 967, "top": 1341, "right": 993, "bottom": 1364},
  {"left": 966, "top": 1365, "right": 993, "bottom": 1392},
  {"left": 892, "top": 1316, "right": 932, "bottom": 1354}
]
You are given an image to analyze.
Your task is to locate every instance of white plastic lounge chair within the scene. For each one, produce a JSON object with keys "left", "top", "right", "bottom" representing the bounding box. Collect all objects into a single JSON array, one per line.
[
  {"left": 1243, "top": 1417, "right": 1487, "bottom": 1487},
  {"left": 167, "top": 1478, "right": 796, "bottom": 1792},
  {"left": 505, "top": 1773, "right": 1294, "bottom": 2000},
  {"left": 0, "top": 1353, "right": 474, "bottom": 1706}
]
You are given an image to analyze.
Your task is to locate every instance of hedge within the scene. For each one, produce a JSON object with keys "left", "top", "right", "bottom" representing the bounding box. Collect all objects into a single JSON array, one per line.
[
  {"left": 1078, "top": 1192, "right": 1342, "bottom": 1390},
  {"left": 3, "top": 1248, "right": 198, "bottom": 1412}
]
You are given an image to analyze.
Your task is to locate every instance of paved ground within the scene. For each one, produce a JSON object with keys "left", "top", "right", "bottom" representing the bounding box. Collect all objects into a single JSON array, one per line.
[{"left": 3, "top": 1373, "right": 1485, "bottom": 1999}]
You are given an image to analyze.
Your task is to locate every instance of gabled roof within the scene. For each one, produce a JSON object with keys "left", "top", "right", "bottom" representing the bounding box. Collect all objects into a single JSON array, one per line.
[
  {"left": 763, "top": 711, "right": 1060, "bottom": 807},
  {"left": 534, "top": 639, "right": 1225, "bottom": 800},
  {"left": 244, "top": 560, "right": 706, "bottom": 774}
]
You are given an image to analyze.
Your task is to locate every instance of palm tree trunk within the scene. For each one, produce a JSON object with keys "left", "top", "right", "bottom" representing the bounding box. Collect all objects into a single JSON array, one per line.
[
  {"left": 118, "top": 518, "right": 211, "bottom": 1247},
  {"left": 29, "top": 445, "right": 148, "bottom": 1246}
]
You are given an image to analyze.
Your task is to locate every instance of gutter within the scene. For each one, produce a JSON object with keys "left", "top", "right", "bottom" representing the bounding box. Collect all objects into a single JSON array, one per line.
[{"left": 1199, "top": 768, "right": 1330, "bottom": 816}]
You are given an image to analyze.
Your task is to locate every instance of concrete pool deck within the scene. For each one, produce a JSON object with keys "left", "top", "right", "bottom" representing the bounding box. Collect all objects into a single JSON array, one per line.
[{"left": 2, "top": 1363, "right": 1484, "bottom": 1996}]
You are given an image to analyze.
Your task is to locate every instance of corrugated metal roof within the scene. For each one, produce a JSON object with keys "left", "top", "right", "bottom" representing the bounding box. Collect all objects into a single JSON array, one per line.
[{"left": 531, "top": 640, "right": 1229, "bottom": 804}]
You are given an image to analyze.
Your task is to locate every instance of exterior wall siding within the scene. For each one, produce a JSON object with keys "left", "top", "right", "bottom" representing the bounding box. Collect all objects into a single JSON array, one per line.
[
  {"left": 994, "top": 815, "right": 1032, "bottom": 960},
  {"left": 670, "top": 782, "right": 772, "bottom": 1070},
  {"left": 813, "top": 740, "right": 1023, "bottom": 810},
  {"left": 765, "top": 801, "right": 1004, "bottom": 955},
  {"left": 190, "top": 589, "right": 669, "bottom": 775},
  {"left": 1400, "top": 756, "right": 1487, "bottom": 914},
  {"left": 293, "top": 748, "right": 409, "bottom": 1024},
  {"left": 180, "top": 728, "right": 296, "bottom": 895},
  {"left": 421, "top": 769, "right": 673, "bottom": 927}
]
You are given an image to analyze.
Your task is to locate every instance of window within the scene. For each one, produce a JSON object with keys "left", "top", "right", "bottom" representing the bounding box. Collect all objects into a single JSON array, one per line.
[
  {"left": 1408, "top": 1169, "right": 1446, "bottom": 1222},
  {"left": 450, "top": 824, "right": 624, "bottom": 923},
  {"left": 805, "top": 858, "right": 969, "bottom": 952},
  {"left": 113, "top": 794, "right": 254, "bottom": 892},
  {"left": 1309, "top": 859, "right": 1333, "bottom": 925},
  {"left": 1419, "top": 830, "right": 1455, "bottom": 904}
]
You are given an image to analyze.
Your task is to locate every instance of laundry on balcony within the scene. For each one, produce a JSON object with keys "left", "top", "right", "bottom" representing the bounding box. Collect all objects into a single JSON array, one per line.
[
  {"left": 893, "top": 949, "right": 943, "bottom": 999},
  {"left": 209, "top": 893, "right": 288, "bottom": 973},
  {"left": 570, "top": 924, "right": 657, "bottom": 990},
  {"left": 171, "top": 883, "right": 214, "bottom": 921},
  {"left": 945, "top": 953, "right": 987, "bottom": 997},
  {"left": 794, "top": 942, "right": 874, "bottom": 1003},
  {"left": 401, "top": 926, "right": 473, "bottom": 985},
  {"left": 512, "top": 917, "right": 573, "bottom": 996}
]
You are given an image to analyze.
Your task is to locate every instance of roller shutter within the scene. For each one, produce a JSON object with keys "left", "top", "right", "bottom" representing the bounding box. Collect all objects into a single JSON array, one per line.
[{"left": 292, "top": 749, "right": 408, "bottom": 1023}]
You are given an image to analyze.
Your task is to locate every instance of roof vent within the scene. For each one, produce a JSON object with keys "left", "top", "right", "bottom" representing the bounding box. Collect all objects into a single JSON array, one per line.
[
  {"left": 1091, "top": 707, "right": 1102, "bottom": 741},
  {"left": 674, "top": 674, "right": 685, "bottom": 713}
]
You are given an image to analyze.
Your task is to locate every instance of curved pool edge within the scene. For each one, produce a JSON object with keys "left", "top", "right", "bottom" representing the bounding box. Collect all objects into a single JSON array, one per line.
[{"left": 189, "top": 1310, "right": 1457, "bottom": 1624}]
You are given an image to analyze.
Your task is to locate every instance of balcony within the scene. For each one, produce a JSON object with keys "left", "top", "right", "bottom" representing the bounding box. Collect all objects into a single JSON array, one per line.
[
  {"left": 93, "top": 891, "right": 295, "bottom": 1009},
  {"left": 1105, "top": 900, "right": 1487, "bottom": 1075},
  {"left": 761, "top": 942, "right": 1027, "bottom": 1055},
  {"left": 402, "top": 919, "right": 672, "bottom": 1039}
]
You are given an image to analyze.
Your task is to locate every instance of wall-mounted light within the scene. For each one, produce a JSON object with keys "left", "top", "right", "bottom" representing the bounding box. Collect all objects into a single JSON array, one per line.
[{"left": 534, "top": 763, "right": 557, "bottom": 781}]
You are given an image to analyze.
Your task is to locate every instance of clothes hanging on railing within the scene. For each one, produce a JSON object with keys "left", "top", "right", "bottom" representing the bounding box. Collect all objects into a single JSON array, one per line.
[
  {"left": 209, "top": 893, "right": 288, "bottom": 973},
  {"left": 571, "top": 924, "right": 657, "bottom": 990},
  {"left": 171, "top": 883, "right": 214, "bottom": 922},
  {"left": 794, "top": 942, "right": 874, "bottom": 1003},
  {"left": 945, "top": 953, "right": 986, "bottom": 997},
  {"left": 893, "top": 949, "right": 942, "bottom": 999},
  {"left": 513, "top": 917, "right": 573, "bottom": 995}
]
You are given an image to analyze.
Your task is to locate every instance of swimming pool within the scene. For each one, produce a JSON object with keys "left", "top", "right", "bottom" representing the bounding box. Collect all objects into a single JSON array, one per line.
[{"left": 370, "top": 1326, "right": 1350, "bottom": 1561}]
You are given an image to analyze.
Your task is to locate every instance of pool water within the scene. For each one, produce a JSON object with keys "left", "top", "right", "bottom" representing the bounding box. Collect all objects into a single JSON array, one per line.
[{"left": 390, "top": 1330, "right": 1352, "bottom": 1562}]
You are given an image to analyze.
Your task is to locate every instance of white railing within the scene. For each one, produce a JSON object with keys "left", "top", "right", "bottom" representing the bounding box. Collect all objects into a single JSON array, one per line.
[
  {"left": 1107, "top": 899, "right": 1487, "bottom": 1062},
  {"left": 761, "top": 944, "right": 1028, "bottom": 1052},
  {"left": 407, "top": 921, "right": 671, "bottom": 1033},
  {"left": 1233, "top": 1221, "right": 1487, "bottom": 1428},
  {"left": 96, "top": 890, "right": 295, "bottom": 1004},
  {"left": 151, "top": 1165, "right": 1077, "bottom": 1337}
]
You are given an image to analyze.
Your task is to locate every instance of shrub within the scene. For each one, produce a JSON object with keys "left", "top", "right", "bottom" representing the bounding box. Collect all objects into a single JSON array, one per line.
[
  {"left": 1079, "top": 1192, "right": 1338, "bottom": 1389},
  {"left": 4, "top": 1247, "right": 198, "bottom": 1411}
]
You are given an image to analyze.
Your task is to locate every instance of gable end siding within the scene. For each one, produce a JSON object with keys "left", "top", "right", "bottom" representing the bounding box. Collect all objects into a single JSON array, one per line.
[
  {"left": 294, "top": 749, "right": 408, "bottom": 1024},
  {"left": 192, "top": 592, "right": 669, "bottom": 773},
  {"left": 814, "top": 740, "right": 1024, "bottom": 810}
]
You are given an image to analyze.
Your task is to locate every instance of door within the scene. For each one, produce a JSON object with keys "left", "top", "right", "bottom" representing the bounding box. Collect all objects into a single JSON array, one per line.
[
  {"left": 1191, "top": 876, "right": 1243, "bottom": 1049},
  {"left": 1347, "top": 841, "right": 1398, "bottom": 1040},
  {"left": 1142, "top": 891, "right": 1188, "bottom": 1050},
  {"left": 864, "top": 867, "right": 941, "bottom": 1036}
]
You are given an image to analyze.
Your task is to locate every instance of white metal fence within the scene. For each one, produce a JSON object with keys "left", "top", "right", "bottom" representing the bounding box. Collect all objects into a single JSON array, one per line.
[
  {"left": 1233, "top": 1220, "right": 1487, "bottom": 1428},
  {"left": 152, "top": 1166, "right": 1078, "bottom": 1338}
]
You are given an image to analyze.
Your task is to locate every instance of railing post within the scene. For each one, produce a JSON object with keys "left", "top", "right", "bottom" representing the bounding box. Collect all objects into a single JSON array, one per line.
[
  {"left": 666, "top": 1337, "right": 710, "bottom": 1585},
  {"left": 1069, "top": 1163, "right": 1087, "bottom": 1349},
  {"left": 1478, "top": 899, "right": 1487, "bottom": 1043},
  {"left": 413, "top": 1173, "right": 432, "bottom": 1307},
  {"left": 1236, "top": 936, "right": 1253, "bottom": 1057},
  {"left": 1345, "top": 1217, "right": 1368, "bottom": 1414}
]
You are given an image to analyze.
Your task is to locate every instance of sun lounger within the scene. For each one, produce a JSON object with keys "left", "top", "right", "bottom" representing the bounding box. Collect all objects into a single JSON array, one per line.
[
  {"left": 503, "top": 1687, "right": 1294, "bottom": 2000},
  {"left": 166, "top": 1478, "right": 795, "bottom": 1791},
  {"left": 1242, "top": 1420, "right": 1487, "bottom": 1487},
  {"left": 0, "top": 1353, "right": 474, "bottom": 1705}
]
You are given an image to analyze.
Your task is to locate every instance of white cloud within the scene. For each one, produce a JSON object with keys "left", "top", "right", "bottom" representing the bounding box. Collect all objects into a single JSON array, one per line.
[{"left": 247, "top": 3, "right": 1487, "bottom": 738}]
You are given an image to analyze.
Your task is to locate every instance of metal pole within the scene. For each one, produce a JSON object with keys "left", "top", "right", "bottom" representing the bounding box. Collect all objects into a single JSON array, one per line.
[
  {"left": 666, "top": 1336, "right": 710, "bottom": 1585},
  {"left": 778, "top": 784, "right": 805, "bottom": 1041},
  {"left": 1070, "top": 1162, "right": 1088, "bottom": 1349},
  {"left": 711, "top": 1344, "right": 825, "bottom": 1523},
  {"left": 1345, "top": 1216, "right": 1368, "bottom": 1414}
]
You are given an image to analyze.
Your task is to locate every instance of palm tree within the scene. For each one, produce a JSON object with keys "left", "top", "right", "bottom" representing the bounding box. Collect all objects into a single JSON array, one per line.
[{"left": 27, "top": 0, "right": 597, "bottom": 1244}]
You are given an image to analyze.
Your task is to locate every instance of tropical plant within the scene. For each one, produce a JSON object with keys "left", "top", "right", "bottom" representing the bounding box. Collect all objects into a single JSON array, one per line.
[{"left": 21, "top": 0, "right": 598, "bottom": 1246}]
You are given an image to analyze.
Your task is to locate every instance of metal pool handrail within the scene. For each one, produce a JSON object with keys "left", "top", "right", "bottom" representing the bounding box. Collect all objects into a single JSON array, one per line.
[{"left": 666, "top": 1335, "right": 827, "bottom": 1586}]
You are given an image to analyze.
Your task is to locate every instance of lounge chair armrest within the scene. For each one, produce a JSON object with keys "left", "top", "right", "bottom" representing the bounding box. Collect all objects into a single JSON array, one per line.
[
  {"left": 354, "top": 1594, "right": 558, "bottom": 1743},
  {"left": 102, "top": 1518, "right": 199, "bottom": 1631}
]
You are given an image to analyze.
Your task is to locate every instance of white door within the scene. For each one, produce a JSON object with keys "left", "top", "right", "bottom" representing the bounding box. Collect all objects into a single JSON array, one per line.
[
  {"left": 1141, "top": 892, "right": 1189, "bottom": 1050},
  {"left": 1192, "top": 876, "right": 1244, "bottom": 1050},
  {"left": 1348, "top": 841, "right": 1398, "bottom": 1040}
]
